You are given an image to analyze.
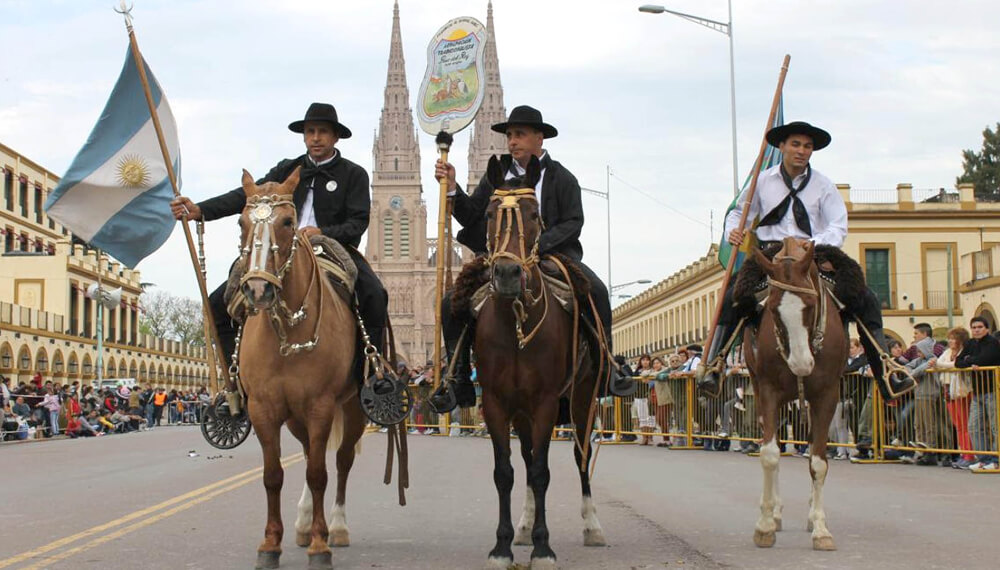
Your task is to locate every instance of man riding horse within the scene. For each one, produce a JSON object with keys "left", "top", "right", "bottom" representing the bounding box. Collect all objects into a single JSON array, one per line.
[
  {"left": 698, "top": 121, "right": 916, "bottom": 402},
  {"left": 170, "top": 102, "right": 389, "bottom": 393},
  {"left": 430, "top": 105, "right": 634, "bottom": 412}
]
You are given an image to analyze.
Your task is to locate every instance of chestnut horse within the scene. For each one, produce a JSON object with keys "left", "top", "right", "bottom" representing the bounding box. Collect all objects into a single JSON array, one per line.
[
  {"left": 236, "top": 168, "right": 365, "bottom": 570},
  {"left": 744, "top": 237, "right": 847, "bottom": 551},
  {"left": 475, "top": 155, "right": 606, "bottom": 569}
]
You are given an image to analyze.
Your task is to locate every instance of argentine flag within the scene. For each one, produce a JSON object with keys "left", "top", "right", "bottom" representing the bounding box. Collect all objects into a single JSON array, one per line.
[{"left": 45, "top": 46, "right": 180, "bottom": 269}]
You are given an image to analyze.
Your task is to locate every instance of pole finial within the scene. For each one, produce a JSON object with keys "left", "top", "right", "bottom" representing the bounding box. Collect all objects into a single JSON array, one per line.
[{"left": 114, "top": 1, "right": 134, "bottom": 30}]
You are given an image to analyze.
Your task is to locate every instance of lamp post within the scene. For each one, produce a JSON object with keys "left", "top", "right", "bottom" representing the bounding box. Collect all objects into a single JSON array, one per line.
[
  {"left": 581, "top": 164, "right": 613, "bottom": 300},
  {"left": 612, "top": 279, "right": 653, "bottom": 293},
  {"left": 639, "top": 1, "right": 739, "bottom": 197}
]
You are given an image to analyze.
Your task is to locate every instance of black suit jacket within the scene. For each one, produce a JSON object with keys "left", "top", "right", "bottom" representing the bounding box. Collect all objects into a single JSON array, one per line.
[
  {"left": 197, "top": 153, "right": 370, "bottom": 248},
  {"left": 451, "top": 153, "right": 585, "bottom": 261}
]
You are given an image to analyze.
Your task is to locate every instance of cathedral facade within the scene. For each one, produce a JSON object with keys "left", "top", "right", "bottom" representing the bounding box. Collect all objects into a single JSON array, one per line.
[{"left": 366, "top": 2, "right": 507, "bottom": 366}]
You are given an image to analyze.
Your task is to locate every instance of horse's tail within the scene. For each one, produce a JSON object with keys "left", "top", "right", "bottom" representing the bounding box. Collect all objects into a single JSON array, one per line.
[{"left": 327, "top": 404, "right": 362, "bottom": 456}]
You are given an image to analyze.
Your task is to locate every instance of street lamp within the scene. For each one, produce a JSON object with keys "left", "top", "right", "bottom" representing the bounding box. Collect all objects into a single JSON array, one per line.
[
  {"left": 612, "top": 279, "right": 652, "bottom": 293},
  {"left": 639, "top": 2, "right": 739, "bottom": 197},
  {"left": 581, "top": 165, "right": 613, "bottom": 301}
]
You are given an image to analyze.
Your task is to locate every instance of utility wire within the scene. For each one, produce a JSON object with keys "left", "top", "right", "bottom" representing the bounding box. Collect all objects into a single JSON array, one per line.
[{"left": 608, "top": 171, "right": 712, "bottom": 229}]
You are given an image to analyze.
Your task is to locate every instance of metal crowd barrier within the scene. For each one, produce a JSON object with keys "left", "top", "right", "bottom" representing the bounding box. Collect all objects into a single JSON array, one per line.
[{"left": 402, "top": 367, "right": 1000, "bottom": 466}]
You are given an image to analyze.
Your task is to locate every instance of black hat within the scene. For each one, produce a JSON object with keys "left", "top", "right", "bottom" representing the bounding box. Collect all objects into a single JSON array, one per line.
[
  {"left": 765, "top": 121, "right": 831, "bottom": 150},
  {"left": 491, "top": 105, "right": 558, "bottom": 138},
  {"left": 288, "top": 102, "right": 352, "bottom": 139}
]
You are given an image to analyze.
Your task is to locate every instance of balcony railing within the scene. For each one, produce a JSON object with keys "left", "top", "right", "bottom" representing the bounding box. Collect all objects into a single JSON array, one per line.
[{"left": 924, "top": 290, "right": 961, "bottom": 310}]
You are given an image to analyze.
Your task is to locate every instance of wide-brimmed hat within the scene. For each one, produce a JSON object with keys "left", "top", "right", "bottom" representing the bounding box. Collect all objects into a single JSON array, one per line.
[
  {"left": 288, "top": 102, "right": 352, "bottom": 139},
  {"left": 491, "top": 105, "right": 558, "bottom": 138},
  {"left": 766, "top": 121, "right": 831, "bottom": 150}
]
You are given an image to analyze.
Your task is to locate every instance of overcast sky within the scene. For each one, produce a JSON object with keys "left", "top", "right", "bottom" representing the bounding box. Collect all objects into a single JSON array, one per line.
[{"left": 2, "top": 0, "right": 998, "bottom": 305}]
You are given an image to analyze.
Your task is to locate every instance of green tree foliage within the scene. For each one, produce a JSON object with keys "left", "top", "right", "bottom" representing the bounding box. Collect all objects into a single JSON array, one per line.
[{"left": 957, "top": 122, "right": 1000, "bottom": 201}]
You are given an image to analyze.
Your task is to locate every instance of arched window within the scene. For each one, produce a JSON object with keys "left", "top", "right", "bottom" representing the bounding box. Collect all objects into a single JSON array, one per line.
[
  {"left": 400, "top": 213, "right": 410, "bottom": 258},
  {"left": 18, "top": 346, "right": 31, "bottom": 371},
  {"left": 35, "top": 348, "right": 48, "bottom": 372},
  {"left": 382, "top": 213, "right": 394, "bottom": 258}
]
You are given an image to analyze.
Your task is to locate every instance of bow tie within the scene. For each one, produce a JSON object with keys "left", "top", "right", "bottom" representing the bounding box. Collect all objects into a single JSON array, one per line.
[
  {"left": 756, "top": 165, "right": 812, "bottom": 236},
  {"left": 300, "top": 153, "right": 339, "bottom": 184}
]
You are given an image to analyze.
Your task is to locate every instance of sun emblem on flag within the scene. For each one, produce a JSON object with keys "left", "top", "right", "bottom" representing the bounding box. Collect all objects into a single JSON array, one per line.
[{"left": 115, "top": 154, "right": 151, "bottom": 188}]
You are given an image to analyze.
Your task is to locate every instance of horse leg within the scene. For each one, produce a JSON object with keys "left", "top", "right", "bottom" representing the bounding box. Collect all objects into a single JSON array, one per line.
[
  {"left": 514, "top": 415, "right": 535, "bottom": 546},
  {"left": 574, "top": 384, "right": 605, "bottom": 547},
  {"left": 528, "top": 402, "right": 558, "bottom": 569},
  {"left": 254, "top": 418, "right": 285, "bottom": 569},
  {"left": 485, "top": 400, "right": 516, "bottom": 569},
  {"left": 807, "top": 391, "right": 838, "bottom": 551},
  {"left": 754, "top": 390, "right": 780, "bottom": 548},
  {"left": 330, "top": 401, "right": 365, "bottom": 548},
  {"left": 304, "top": 415, "right": 335, "bottom": 569},
  {"left": 288, "top": 421, "right": 312, "bottom": 548}
]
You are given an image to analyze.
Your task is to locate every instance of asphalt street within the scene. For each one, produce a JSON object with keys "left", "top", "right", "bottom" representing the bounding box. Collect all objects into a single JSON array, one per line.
[{"left": 2, "top": 426, "right": 999, "bottom": 569}]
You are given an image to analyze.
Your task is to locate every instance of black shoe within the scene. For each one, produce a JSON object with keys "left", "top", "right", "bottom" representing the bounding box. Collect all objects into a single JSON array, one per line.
[
  {"left": 916, "top": 453, "right": 937, "bottom": 466},
  {"left": 697, "top": 371, "right": 721, "bottom": 397},
  {"left": 876, "top": 369, "right": 916, "bottom": 401},
  {"left": 609, "top": 367, "right": 636, "bottom": 397},
  {"left": 428, "top": 378, "right": 476, "bottom": 414}
]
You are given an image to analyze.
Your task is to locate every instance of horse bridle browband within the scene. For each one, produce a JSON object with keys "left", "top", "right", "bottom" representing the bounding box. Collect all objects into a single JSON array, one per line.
[
  {"left": 487, "top": 188, "right": 549, "bottom": 348},
  {"left": 238, "top": 193, "right": 323, "bottom": 356},
  {"left": 767, "top": 263, "right": 828, "bottom": 360}
]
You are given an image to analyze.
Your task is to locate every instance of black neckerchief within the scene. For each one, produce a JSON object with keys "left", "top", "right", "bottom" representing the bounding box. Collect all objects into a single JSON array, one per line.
[
  {"left": 300, "top": 150, "right": 340, "bottom": 187},
  {"left": 756, "top": 164, "right": 812, "bottom": 235}
]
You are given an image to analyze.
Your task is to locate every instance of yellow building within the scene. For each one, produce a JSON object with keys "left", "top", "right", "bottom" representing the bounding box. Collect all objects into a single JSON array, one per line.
[
  {"left": 613, "top": 183, "right": 1000, "bottom": 358},
  {"left": 0, "top": 142, "right": 209, "bottom": 389}
]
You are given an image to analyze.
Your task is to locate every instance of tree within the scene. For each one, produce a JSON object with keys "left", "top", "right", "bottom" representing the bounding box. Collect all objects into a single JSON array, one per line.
[
  {"left": 139, "top": 290, "right": 206, "bottom": 346},
  {"left": 957, "top": 122, "right": 1000, "bottom": 202}
]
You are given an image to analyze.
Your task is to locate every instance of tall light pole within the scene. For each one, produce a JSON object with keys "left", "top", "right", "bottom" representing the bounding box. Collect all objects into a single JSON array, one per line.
[
  {"left": 581, "top": 164, "right": 613, "bottom": 300},
  {"left": 640, "top": 2, "right": 739, "bottom": 197}
]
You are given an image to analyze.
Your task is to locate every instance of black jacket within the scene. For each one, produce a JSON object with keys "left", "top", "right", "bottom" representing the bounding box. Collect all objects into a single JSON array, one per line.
[
  {"left": 451, "top": 153, "right": 584, "bottom": 261},
  {"left": 198, "top": 153, "right": 370, "bottom": 248},
  {"left": 956, "top": 335, "right": 1000, "bottom": 393}
]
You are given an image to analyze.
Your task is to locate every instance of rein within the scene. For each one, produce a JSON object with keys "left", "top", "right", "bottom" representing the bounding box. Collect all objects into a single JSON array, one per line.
[
  {"left": 238, "top": 193, "right": 323, "bottom": 356},
  {"left": 488, "top": 188, "right": 549, "bottom": 349}
]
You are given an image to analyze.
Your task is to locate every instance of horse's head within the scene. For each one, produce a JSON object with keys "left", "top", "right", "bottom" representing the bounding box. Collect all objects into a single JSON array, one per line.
[
  {"left": 753, "top": 237, "right": 819, "bottom": 376},
  {"left": 237, "top": 167, "right": 301, "bottom": 311},
  {"left": 485, "top": 154, "right": 543, "bottom": 298}
]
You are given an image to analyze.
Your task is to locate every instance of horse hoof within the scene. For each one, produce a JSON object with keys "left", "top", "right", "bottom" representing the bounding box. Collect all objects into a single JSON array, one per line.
[
  {"left": 774, "top": 518, "right": 783, "bottom": 532},
  {"left": 254, "top": 550, "right": 280, "bottom": 569},
  {"left": 328, "top": 529, "right": 350, "bottom": 547},
  {"left": 307, "top": 551, "right": 333, "bottom": 570},
  {"left": 530, "top": 556, "right": 557, "bottom": 569},
  {"left": 485, "top": 555, "right": 513, "bottom": 569},
  {"left": 296, "top": 532, "right": 310, "bottom": 547},
  {"left": 583, "top": 528, "right": 607, "bottom": 547},
  {"left": 514, "top": 527, "right": 531, "bottom": 545},
  {"left": 753, "top": 530, "right": 776, "bottom": 548},
  {"left": 813, "top": 536, "right": 836, "bottom": 551}
]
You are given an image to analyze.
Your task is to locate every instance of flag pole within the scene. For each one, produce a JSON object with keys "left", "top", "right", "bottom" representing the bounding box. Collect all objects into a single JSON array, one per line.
[
  {"left": 432, "top": 131, "right": 454, "bottom": 391},
  {"left": 702, "top": 54, "right": 791, "bottom": 364},
  {"left": 116, "top": 5, "right": 230, "bottom": 393}
]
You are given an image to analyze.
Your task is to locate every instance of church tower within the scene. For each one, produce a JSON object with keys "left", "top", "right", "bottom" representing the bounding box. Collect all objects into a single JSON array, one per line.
[
  {"left": 467, "top": 0, "right": 508, "bottom": 189},
  {"left": 368, "top": 1, "right": 432, "bottom": 366}
]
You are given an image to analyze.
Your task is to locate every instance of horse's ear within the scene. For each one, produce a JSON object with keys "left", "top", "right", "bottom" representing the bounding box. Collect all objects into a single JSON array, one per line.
[
  {"left": 284, "top": 166, "right": 302, "bottom": 193},
  {"left": 241, "top": 170, "right": 255, "bottom": 195},
  {"left": 487, "top": 155, "right": 504, "bottom": 188},
  {"left": 796, "top": 239, "right": 816, "bottom": 272},
  {"left": 751, "top": 245, "right": 775, "bottom": 275},
  {"left": 524, "top": 155, "right": 542, "bottom": 188}
]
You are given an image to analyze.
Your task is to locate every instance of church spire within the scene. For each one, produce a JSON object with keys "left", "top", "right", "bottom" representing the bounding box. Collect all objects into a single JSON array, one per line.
[
  {"left": 373, "top": 0, "right": 420, "bottom": 181},
  {"left": 467, "top": 0, "right": 508, "bottom": 189}
]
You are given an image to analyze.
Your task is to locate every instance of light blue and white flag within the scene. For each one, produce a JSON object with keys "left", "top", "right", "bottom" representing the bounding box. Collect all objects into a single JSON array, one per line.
[{"left": 45, "top": 46, "right": 180, "bottom": 268}]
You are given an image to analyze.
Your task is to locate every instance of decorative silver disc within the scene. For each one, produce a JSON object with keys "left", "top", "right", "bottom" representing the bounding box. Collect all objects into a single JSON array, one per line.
[
  {"left": 326, "top": 180, "right": 338, "bottom": 192},
  {"left": 250, "top": 203, "right": 273, "bottom": 222}
]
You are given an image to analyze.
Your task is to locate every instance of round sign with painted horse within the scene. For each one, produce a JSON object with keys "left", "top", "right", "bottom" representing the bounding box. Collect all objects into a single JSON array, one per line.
[{"left": 416, "top": 16, "right": 487, "bottom": 135}]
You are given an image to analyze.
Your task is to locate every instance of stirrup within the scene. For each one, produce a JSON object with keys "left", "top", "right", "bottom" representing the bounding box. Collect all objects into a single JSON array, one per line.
[
  {"left": 428, "top": 380, "right": 458, "bottom": 414},
  {"left": 878, "top": 355, "right": 917, "bottom": 400},
  {"left": 696, "top": 358, "right": 726, "bottom": 398}
]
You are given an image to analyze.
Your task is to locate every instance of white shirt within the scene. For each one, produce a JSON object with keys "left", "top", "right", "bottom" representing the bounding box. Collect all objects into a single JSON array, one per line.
[
  {"left": 297, "top": 151, "right": 338, "bottom": 230},
  {"left": 507, "top": 151, "right": 548, "bottom": 201},
  {"left": 724, "top": 164, "right": 847, "bottom": 247}
]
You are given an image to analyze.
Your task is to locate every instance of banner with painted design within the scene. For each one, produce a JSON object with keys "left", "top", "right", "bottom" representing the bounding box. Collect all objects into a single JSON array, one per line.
[
  {"left": 45, "top": 46, "right": 179, "bottom": 268},
  {"left": 717, "top": 96, "right": 784, "bottom": 270},
  {"left": 416, "top": 16, "right": 487, "bottom": 135}
]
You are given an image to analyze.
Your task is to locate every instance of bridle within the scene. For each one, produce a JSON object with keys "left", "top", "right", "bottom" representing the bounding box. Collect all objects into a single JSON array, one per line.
[
  {"left": 766, "top": 258, "right": 828, "bottom": 364},
  {"left": 486, "top": 188, "right": 549, "bottom": 349},
  {"left": 238, "top": 193, "right": 323, "bottom": 356}
]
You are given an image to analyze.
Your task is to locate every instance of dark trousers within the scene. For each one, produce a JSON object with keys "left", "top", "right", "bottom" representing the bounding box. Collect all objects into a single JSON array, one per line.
[{"left": 209, "top": 249, "right": 388, "bottom": 378}]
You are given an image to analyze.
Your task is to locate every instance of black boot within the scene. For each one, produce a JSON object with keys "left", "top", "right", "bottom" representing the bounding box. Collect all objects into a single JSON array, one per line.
[
  {"left": 862, "top": 328, "right": 915, "bottom": 401},
  {"left": 429, "top": 342, "right": 476, "bottom": 414},
  {"left": 697, "top": 323, "right": 737, "bottom": 397},
  {"left": 608, "top": 362, "right": 636, "bottom": 397}
]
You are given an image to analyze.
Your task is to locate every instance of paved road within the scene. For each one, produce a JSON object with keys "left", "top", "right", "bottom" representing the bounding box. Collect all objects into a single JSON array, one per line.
[{"left": 2, "top": 427, "right": 999, "bottom": 569}]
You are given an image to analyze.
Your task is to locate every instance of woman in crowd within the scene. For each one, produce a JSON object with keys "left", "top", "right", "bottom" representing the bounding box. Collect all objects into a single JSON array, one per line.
[
  {"left": 632, "top": 354, "right": 657, "bottom": 445},
  {"left": 40, "top": 386, "right": 62, "bottom": 436},
  {"left": 936, "top": 326, "right": 980, "bottom": 469},
  {"left": 651, "top": 357, "right": 673, "bottom": 447}
]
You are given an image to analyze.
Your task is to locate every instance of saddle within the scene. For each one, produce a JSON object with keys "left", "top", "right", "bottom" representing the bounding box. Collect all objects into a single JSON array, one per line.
[{"left": 224, "top": 234, "right": 358, "bottom": 322}]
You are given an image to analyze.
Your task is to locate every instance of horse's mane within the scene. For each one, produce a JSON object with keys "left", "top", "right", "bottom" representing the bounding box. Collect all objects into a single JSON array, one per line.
[{"left": 450, "top": 255, "right": 491, "bottom": 322}]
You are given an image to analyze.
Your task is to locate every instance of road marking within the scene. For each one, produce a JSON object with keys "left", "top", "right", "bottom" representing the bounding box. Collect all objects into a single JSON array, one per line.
[{"left": 0, "top": 452, "right": 305, "bottom": 569}]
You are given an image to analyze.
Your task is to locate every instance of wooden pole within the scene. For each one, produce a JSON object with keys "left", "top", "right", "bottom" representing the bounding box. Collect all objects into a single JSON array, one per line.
[
  {"left": 123, "top": 21, "right": 230, "bottom": 391},
  {"left": 702, "top": 54, "right": 791, "bottom": 361},
  {"left": 432, "top": 131, "right": 454, "bottom": 389}
]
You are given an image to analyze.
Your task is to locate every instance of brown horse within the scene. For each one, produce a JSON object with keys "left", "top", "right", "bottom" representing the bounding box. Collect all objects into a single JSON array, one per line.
[
  {"left": 744, "top": 237, "right": 847, "bottom": 551},
  {"left": 236, "top": 168, "right": 365, "bottom": 570},
  {"left": 474, "top": 155, "right": 606, "bottom": 569}
]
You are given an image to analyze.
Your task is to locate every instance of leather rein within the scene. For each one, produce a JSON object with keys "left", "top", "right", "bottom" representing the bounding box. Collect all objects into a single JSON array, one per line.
[
  {"left": 766, "top": 260, "right": 829, "bottom": 364},
  {"left": 487, "top": 188, "right": 549, "bottom": 349},
  {"left": 238, "top": 193, "right": 324, "bottom": 356}
]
